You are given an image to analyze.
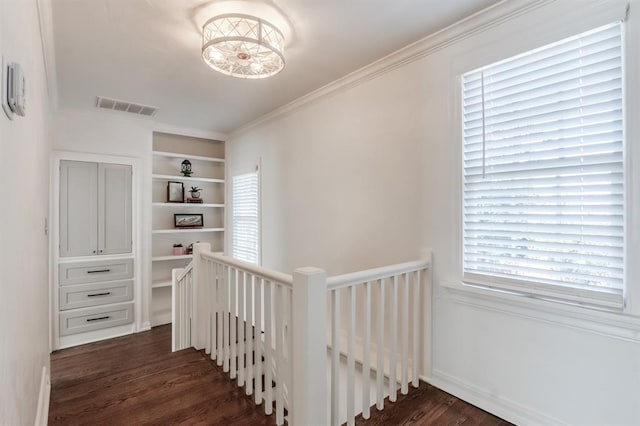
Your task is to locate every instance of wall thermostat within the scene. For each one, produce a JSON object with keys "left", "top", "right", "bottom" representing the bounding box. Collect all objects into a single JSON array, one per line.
[{"left": 2, "top": 58, "right": 26, "bottom": 119}]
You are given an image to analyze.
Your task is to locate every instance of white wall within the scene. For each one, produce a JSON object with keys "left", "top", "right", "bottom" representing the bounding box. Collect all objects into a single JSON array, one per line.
[
  {"left": 229, "top": 1, "right": 640, "bottom": 424},
  {"left": 52, "top": 108, "right": 154, "bottom": 330},
  {"left": 0, "top": 0, "right": 52, "bottom": 423}
]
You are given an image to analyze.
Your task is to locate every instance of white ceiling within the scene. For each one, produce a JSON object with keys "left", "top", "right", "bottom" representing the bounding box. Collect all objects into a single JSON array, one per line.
[{"left": 52, "top": 0, "right": 500, "bottom": 134}]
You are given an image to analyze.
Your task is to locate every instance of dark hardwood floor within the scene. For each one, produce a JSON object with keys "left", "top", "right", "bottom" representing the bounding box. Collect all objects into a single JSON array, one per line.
[
  {"left": 50, "top": 325, "right": 509, "bottom": 425},
  {"left": 355, "top": 383, "right": 511, "bottom": 426}
]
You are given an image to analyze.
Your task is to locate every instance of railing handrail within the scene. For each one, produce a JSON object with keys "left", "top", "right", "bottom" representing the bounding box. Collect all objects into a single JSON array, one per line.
[
  {"left": 326, "top": 259, "right": 430, "bottom": 290},
  {"left": 200, "top": 251, "right": 294, "bottom": 287},
  {"left": 176, "top": 261, "right": 194, "bottom": 282}
]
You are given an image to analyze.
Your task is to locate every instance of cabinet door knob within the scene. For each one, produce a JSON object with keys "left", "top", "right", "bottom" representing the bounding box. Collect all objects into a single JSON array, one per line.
[{"left": 93, "top": 250, "right": 96, "bottom": 254}]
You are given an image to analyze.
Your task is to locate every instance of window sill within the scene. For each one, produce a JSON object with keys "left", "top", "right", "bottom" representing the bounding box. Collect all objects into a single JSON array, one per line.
[{"left": 439, "top": 280, "right": 640, "bottom": 343}]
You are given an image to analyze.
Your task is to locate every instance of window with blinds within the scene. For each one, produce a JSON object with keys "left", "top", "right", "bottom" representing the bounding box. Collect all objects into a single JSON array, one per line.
[
  {"left": 232, "top": 169, "right": 260, "bottom": 265},
  {"left": 461, "top": 22, "right": 624, "bottom": 309}
]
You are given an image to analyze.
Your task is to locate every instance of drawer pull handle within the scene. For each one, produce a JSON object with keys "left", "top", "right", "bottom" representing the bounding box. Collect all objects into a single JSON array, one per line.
[
  {"left": 87, "top": 292, "right": 111, "bottom": 297},
  {"left": 87, "top": 269, "right": 111, "bottom": 274},
  {"left": 86, "top": 316, "right": 110, "bottom": 322}
]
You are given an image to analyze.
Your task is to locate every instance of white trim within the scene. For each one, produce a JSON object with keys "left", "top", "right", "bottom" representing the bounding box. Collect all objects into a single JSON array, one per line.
[
  {"left": 423, "top": 371, "right": 568, "bottom": 426},
  {"left": 140, "top": 320, "right": 152, "bottom": 332},
  {"left": 440, "top": 280, "right": 640, "bottom": 343},
  {"left": 57, "top": 324, "right": 136, "bottom": 349},
  {"left": 36, "top": 0, "right": 58, "bottom": 111},
  {"left": 34, "top": 366, "right": 50, "bottom": 426},
  {"left": 229, "top": 0, "right": 555, "bottom": 137},
  {"left": 154, "top": 123, "right": 227, "bottom": 142}
]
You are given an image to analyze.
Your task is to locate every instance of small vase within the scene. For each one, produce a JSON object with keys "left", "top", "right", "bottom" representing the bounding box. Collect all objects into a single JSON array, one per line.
[{"left": 190, "top": 191, "right": 200, "bottom": 198}]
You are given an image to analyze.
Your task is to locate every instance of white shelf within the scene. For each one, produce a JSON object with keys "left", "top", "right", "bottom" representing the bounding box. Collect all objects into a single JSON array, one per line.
[
  {"left": 153, "top": 151, "right": 225, "bottom": 163},
  {"left": 152, "top": 279, "right": 172, "bottom": 289},
  {"left": 152, "top": 202, "right": 225, "bottom": 208},
  {"left": 152, "top": 174, "right": 224, "bottom": 184},
  {"left": 152, "top": 255, "right": 192, "bottom": 262},
  {"left": 152, "top": 227, "right": 224, "bottom": 234}
]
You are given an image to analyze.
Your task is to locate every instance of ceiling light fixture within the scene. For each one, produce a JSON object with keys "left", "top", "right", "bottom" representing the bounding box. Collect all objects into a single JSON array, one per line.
[{"left": 202, "top": 13, "right": 285, "bottom": 79}]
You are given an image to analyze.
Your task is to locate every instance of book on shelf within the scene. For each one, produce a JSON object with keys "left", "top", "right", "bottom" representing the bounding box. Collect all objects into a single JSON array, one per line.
[{"left": 187, "top": 197, "right": 203, "bottom": 203}]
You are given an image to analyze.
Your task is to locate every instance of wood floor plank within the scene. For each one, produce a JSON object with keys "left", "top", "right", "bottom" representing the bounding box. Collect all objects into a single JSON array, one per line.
[
  {"left": 355, "top": 382, "right": 511, "bottom": 426},
  {"left": 50, "top": 325, "right": 509, "bottom": 426}
]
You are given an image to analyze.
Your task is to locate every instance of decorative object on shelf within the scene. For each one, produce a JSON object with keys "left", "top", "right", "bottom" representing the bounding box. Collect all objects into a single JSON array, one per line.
[
  {"left": 174, "top": 213, "right": 204, "bottom": 228},
  {"left": 167, "top": 181, "right": 184, "bottom": 203},
  {"left": 186, "top": 243, "right": 194, "bottom": 255},
  {"left": 172, "top": 243, "right": 185, "bottom": 255},
  {"left": 202, "top": 14, "right": 285, "bottom": 79},
  {"left": 181, "top": 159, "right": 193, "bottom": 177},
  {"left": 188, "top": 186, "right": 203, "bottom": 203}
]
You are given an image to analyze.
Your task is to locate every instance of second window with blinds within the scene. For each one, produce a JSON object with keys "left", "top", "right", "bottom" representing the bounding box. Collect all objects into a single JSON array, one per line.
[
  {"left": 232, "top": 167, "right": 260, "bottom": 265},
  {"left": 461, "top": 22, "right": 625, "bottom": 309}
]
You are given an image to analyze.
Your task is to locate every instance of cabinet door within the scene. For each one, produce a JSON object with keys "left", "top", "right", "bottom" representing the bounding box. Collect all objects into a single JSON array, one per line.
[
  {"left": 98, "top": 163, "right": 132, "bottom": 255},
  {"left": 60, "top": 161, "right": 98, "bottom": 257}
]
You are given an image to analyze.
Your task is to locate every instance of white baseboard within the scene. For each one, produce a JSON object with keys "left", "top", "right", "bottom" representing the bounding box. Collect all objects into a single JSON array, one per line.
[
  {"left": 423, "top": 371, "right": 567, "bottom": 426},
  {"left": 35, "top": 366, "right": 50, "bottom": 426},
  {"left": 139, "top": 321, "right": 152, "bottom": 332}
]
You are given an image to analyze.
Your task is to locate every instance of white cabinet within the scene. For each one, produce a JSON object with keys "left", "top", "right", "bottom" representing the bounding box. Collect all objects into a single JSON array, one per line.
[
  {"left": 60, "top": 161, "right": 132, "bottom": 257},
  {"left": 54, "top": 156, "right": 136, "bottom": 350}
]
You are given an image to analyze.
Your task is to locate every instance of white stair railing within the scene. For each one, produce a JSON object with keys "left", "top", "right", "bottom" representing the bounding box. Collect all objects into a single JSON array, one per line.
[
  {"left": 327, "top": 259, "right": 430, "bottom": 426},
  {"left": 172, "top": 242, "right": 431, "bottom": 426}
]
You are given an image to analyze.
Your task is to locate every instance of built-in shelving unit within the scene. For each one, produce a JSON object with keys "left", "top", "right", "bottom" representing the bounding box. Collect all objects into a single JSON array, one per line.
[
  {"left": 152, "top": 174, "right": 225, "bottom": 183},
  {"left": 151, "top": 132, "right": 225, "bottom": 326},
  {"left": 151, "top": 228, "right": 224, "bottom": 234},
  {"left": 152, "top": 202, "right": 225, "bottom": 208}
]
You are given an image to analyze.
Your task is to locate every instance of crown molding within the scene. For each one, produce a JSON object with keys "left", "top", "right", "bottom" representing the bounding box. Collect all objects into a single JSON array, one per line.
[
  {"left": 36, "top": 0, "right": 58, "bottom": 111},
  {"left": 229, "top": 0, "right": 555, "bottom": 139}
]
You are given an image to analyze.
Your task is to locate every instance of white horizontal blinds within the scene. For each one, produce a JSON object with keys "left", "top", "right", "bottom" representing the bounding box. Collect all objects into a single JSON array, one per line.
[
  {"left": 232, "top": 170, "right": 260, "bottom": 264},
  {"left": 462, "top": 22, "right": 624, "bottom": 307}
]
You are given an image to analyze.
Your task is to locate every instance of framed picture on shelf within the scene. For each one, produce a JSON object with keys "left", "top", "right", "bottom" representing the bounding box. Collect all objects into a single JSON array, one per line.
[
  {"left": 167, "top": 181, "right": 184, "bottom": 203},
  {"left": 174, "top": 213, "right": 204, "bottom": 228}
]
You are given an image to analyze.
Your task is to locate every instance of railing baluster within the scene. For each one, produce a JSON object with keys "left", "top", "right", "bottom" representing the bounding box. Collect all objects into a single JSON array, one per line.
[
  {"left": 347, "top": 285, "right": 356, "bottom": 425},
  {"left": 376, "top": 278, "right": 385, "bottom": 410},
  {"left": 401, "top": 273, "right": 409, "bottom": 395},
  {"left": 204, "top": 261, "right": 211, "bottom": 355},
  {"left": 210, "top": 262, "right": 217, "bottom": 360},
  {"left": 188, "top": 270, "right": 193, "bottom": 348},
  {"left": 223, "top": 266, "right": 230, "bottom": 372},
  {"left": 230, "top": 267, "right": 237, "bottom": 379},
  {"left": 331, "top": 288, "right": 340, "bottom": 426},
  {"left": 287, "top": 288, "right": 293, "bottom": 419},
  {"left": 362, "top": 281, "right": 371, "bottom": 419},
  {"left": 216, "top": 266, "right": 223, "bottom": 366},
  {"left": 390, "top": 274, "right": 398, "bottom": 402},
  {"left": 255, "top": 277, "right": 263, "bottom": 405},
  {"left": 246, "top": 273, "right": 254, "bottom": 396},
  {"left": 238, "top": 269, "right": 245, "bottom": 387},
  {"left": 275, "top": 284, "right": 285, "bottom": 426},
  {"left": 264, "top": 280, "right": 273, "bottom": 415},
  {"left": 412, "top": 270, "right": 420, "bottom": 387}
]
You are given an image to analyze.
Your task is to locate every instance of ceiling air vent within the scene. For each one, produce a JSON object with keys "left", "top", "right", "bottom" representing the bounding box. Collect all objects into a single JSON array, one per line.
[{"left": 96, "top": 96, "right": 158, "bottom": 117}]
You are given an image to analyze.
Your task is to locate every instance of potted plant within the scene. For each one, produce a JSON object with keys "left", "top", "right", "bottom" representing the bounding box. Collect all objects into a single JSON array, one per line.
[
  {"left": 173, "top": 243, "right": 184, "bottom": 255},
  {"left": 189, "top": 186, "right": 202, "bottom": 198}
]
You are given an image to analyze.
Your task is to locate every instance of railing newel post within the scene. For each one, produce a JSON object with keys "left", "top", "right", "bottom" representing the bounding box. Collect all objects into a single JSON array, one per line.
[
  {"left": 292, "top": 267, "right": 327, "bottom": 426},
  {"left": 192, "top": 242, "right": 212, "bottom": 350}
]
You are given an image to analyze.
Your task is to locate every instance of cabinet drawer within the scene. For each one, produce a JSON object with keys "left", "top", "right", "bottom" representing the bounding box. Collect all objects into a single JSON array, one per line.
[
  {"left": 59, "top": 259, "right": 133, "bottom": 286},
  {"left": 59, "top": 280, "right": 133, "bottom": 310},
  {"left": 59, "top": 303, "right": 134, "bottom": 336}
]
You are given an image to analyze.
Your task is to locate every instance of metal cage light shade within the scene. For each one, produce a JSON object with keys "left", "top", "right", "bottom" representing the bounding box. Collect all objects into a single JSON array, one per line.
[{"left": 202, "top": 13, "right": 285, "bottom": 79}]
